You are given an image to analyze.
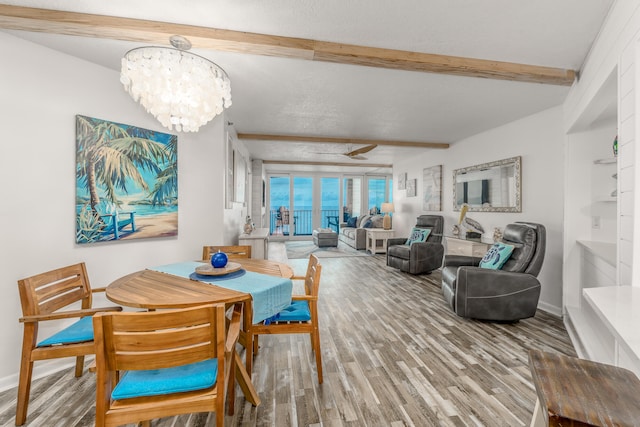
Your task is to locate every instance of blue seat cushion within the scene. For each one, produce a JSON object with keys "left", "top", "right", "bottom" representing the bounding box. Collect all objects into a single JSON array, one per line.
[
  {"left": 266, "top": 300, "right": 311, "bottom": 323},
  {"left": 112, "top": 359, "right": 218, "bottom": 400},
  {"left": 37, "top": 316, "right": 94, "bottom": 347}
]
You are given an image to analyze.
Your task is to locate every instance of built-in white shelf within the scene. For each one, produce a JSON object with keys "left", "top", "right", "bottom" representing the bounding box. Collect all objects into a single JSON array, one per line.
[
  {"left": 595, "top": 196, "right": 617, "bottom": 202},
  {"left": 577, "top": 240, "right": 616, "bottom": 267},
  {"left": 593, "top": 157, "right": 617, "bottom": 164},
  {"left": 583, "top": 287, "right": 640, "bottom": 376},
  {"left": 565, "top": 305, "right": 613, "bottom": 363}
]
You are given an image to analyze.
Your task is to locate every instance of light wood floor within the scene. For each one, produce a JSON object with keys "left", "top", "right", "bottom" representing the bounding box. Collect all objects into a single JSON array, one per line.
[{"left": 0, "top": 248, "right": 575, "bottom": 426}]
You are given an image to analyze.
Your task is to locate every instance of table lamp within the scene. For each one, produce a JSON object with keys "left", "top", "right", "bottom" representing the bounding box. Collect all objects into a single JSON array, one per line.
[{"left": 381, "top": 203, "right": 394, "bottom": 230}]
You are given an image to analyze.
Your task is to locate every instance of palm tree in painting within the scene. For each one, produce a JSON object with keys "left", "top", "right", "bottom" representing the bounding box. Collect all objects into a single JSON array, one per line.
[
  {"left": 76, "top": 115, "right": 176, "bottom": 212},
  {"left": 148, "top": 137, "right": 178, "bottom": 206}
]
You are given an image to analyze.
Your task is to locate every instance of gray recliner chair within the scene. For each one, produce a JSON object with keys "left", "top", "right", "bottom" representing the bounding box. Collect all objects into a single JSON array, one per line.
[
  {"left": 386, "top": 215, "right": 444, "bottom": 275},
  {"left": 441, "top": 222, "right": 546, "bottom": 322}
]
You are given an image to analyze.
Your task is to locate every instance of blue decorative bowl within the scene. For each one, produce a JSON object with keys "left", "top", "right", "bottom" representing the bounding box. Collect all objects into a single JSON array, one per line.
[{"left": 211, "top": 252, "right": 228, "bottom": 268}]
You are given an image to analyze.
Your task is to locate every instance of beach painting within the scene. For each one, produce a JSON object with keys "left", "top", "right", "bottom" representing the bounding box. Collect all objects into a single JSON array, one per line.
[{"left": 75, "top": 115, "right": 178, "bottom": 244}]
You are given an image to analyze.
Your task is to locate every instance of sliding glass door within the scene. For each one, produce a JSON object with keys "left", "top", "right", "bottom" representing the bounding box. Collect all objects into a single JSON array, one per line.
[
  {"left": 321, "top": 177, "right": 340, "bottom": 232},
  {"left": 268, "top": 173, "right": 392, "bottom": 239},
  {"left": 293, "top": 176, "right": 313, "bottom": 235},
  {"left": 343, "top": 176, "right": 362, "bottom": 222},
  {"left": 269, "top": 176, "right": 291, "bottom": 236}
]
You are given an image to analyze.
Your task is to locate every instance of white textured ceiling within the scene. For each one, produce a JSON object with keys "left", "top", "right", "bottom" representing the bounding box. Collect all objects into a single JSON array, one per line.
[{"left": 2, "top": 0, "right": 614, "bottom": 172}]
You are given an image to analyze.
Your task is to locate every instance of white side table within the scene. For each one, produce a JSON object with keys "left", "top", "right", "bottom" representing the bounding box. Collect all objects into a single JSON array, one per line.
[{"left": 366, "top": 229, "right": 395, "bottom": 254}]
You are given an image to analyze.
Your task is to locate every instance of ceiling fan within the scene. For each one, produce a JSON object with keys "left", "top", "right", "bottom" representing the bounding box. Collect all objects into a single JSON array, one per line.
[{"left": 315, "top": 144, "right": 378, "bottom": 160}]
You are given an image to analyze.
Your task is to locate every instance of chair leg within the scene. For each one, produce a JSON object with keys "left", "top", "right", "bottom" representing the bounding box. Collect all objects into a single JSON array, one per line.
[
  {"left": 245, "top": 332, "right": 254, "bottom": 375},
  {"left": 16, "top": 325, "right": 37, "bottom": 426},
  {"left": 15, "top": 358, "right": 33, "bottom": 426},
  {"left": 312, "top": 329, "right": 323, "bottom": 384},
  {"left": 227, "top": 350, "right": 236, "bottom": 416},
  {"left": 74, "top": 355, "right": 85, "bottom": 377}
]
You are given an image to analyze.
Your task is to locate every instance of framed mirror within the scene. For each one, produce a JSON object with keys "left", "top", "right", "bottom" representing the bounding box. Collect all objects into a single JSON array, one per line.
[{"left": 453, "top": 156, "right": 521, "bottom": 212}]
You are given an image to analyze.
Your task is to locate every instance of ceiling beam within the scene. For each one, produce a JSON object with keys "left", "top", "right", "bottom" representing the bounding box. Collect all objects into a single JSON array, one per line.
[
  {"left": 0, "top": 5, "right": 576, "bottom": 86},
  {"left": 262, "top": 160, "right": 392, "bottom": 168},
  {"left": 237, "top": 133, "right": 449, "bottom": 149}
]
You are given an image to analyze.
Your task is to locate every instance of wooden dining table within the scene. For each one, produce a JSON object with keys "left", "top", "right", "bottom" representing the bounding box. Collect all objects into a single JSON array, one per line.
[{"left": 105, "top": 258, "right": 295, "bottom": 409}]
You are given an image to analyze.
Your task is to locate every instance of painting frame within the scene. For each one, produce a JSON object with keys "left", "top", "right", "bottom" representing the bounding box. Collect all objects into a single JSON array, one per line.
[
  {"left": 225, "top": 135, "right": 234, "bottom": 209},
  {"left": 234, "top": 153, "right": 247, "bottom": 205},
  {"left": 75, "top": 115, "right": 178, "bottom": 244},
  {"left": 422, "top": 165, "right": 442, "bottom": 211},
  {"left": 398, "top": 172, "right": 407, "bottom": 190},
  {"left": 406, "top": 178, "right": 417, "bottom": 197}
]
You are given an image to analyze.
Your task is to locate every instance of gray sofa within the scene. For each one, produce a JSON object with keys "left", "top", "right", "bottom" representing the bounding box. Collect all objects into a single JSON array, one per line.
[
  {"left": 338, "top": 214, "right": 384, "bottom": 250},
  {"left": 441, "top": 222, "right": 546, "bottom": 322}
]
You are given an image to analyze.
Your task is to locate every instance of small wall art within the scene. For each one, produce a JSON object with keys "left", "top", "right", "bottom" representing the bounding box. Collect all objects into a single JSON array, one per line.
[
  {"left": 75, "top": 115, "right": 178, "bottom": 244},
  {"left": 423, "top": 165, "right": 442, "bottom": 211},
  {"left": 398, "top": 172, "right": 407, "bottom": 190},
  {"left": 406, "top": 178, "right": 417, "bottom": 197}
]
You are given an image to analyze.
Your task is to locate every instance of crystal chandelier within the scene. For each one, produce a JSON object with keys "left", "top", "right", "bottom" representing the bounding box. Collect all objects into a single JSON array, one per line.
[{"left": 120, "top": 36, "right": 232, "bottom": 132}]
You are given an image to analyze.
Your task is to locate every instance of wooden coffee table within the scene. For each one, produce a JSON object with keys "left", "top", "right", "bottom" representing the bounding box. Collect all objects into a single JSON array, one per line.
[{"left": 528, "top": 349, "right": 640, "bottom": 426}]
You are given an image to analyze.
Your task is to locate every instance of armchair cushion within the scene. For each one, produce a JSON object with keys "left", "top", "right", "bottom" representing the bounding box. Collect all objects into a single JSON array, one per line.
[
  {"left": 37, "top": 316, "right": 94, "bottom": 347},
  {"left": 479, "top": 242, "right": 515, "bottom": 270},
  {"left": 270, "top": 300, "right": 311, "bottom": 322},
  {"left": 357, "top": 214, "right": 371, "bottom": 228},
  {"left": 501, "top": 224, "right": 537, "bottom": 273},
  {"left": 112, "top": 358, "right": 218, "bottom": 400},
  {"left": 405, "top": 228, "right": 431, "bottom": 245}
]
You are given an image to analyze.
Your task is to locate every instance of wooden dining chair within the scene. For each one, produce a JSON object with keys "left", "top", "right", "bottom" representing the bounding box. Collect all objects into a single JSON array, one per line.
[
  {"left": 202, "top": 245, "right": 252, "bottom": 261},
  {"left": 92, "top": 302, "right": 242, "bottom": 427},
  {"left": 244, "top": 254, "right": 323, "bottom": 383},
  {"left": 16, "top": 262, "right": 122, "bottom": 426}
]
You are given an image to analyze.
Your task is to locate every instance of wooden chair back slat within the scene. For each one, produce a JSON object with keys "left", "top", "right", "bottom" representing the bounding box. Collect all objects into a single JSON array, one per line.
[
  {"left": 114, "top": 345, "right": 214, "bottom": 371},
  {"left": 111, "top": 324, "right": 212, "bottom": 352},
  {"left": 202, "top": 245, "right": 252, "bottom": 261},
  {"left": 303, "top": 254, "right": 322, "bottom": 297},
  {"left": 18, "top": 263, "right": 92, "bottom": 316}
]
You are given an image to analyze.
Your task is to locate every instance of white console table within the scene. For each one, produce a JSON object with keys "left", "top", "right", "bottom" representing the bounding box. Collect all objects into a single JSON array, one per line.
[
  {"left": 444, "top": 235, "right": 492, "bottom": 257},
  {"left": 238, "top": 228, "right": 269, "bottom": 260}
]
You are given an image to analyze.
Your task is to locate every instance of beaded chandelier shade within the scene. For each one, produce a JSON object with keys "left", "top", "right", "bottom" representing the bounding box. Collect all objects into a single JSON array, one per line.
[{"left": 120, "top": 36, "right": 232, "bottom": 132}]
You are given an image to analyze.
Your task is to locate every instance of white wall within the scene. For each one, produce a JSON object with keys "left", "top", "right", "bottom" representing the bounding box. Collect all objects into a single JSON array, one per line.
[
  {"left": 0, "top": 32, "right": 248, "bottom": 390},
  {"left": 393, "top": 106, "right": 565, "bottom": 315}
]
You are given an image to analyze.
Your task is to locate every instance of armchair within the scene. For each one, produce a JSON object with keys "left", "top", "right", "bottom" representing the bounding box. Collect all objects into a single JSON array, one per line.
[
  {"left": 386, "top": 215, "right": 444, "bottom": 274},
  {"left": 16, "top": 262, "right": 122, "bottom": 425},
  {"left": 441, "top": 222, "right": 546, "bottom": 322}
]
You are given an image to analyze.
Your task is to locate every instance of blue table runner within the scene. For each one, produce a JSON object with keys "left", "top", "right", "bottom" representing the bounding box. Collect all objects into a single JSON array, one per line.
[{"left": 149, "top": 262, "right": 293, "bottom": 324}]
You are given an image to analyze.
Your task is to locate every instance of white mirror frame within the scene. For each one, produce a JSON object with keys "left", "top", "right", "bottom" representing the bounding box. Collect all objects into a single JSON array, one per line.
[{"left": 453, "top": 156, "right": 522, "bottom": 212}]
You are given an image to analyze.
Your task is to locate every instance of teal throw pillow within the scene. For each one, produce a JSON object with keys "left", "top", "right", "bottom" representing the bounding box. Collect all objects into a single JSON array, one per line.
[
  {"left": 405, "top": 228, "right": 431, "bottom": 245},
  {"left": 346, "top": 216, "right": 357, "bottom": 227},
  {"left": 479, "top": 242, "right": 515, "bottom": 270}
]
